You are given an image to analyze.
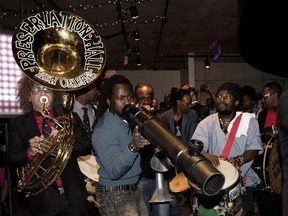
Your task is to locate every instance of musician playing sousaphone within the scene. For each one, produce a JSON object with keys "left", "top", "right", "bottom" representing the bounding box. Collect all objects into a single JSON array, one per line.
[
  {"left": 256, "top": 81, "right": 283, "bottom": 216},
  {"left": 191, "top": 82, "right": 263, "bottom": 216},
  {"left": 8, "top": 10, "right": 106, "bottom": 216}
]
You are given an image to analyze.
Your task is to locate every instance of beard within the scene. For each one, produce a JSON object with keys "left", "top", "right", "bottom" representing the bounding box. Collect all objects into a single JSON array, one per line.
[{"left": 216, "top": 103, "right": 234, "bottom": 115}]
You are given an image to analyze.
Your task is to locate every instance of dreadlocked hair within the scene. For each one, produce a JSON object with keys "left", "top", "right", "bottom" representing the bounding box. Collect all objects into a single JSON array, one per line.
[{"left": 96, "top": 74, "right": 133, "bottom": 124}]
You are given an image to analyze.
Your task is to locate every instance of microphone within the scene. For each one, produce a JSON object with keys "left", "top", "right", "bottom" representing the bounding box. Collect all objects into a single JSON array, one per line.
[{"left": 122, "top": 104, "right": 225, "bottom": 196}]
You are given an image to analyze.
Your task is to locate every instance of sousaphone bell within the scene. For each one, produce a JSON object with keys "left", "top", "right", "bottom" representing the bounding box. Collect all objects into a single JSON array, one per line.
[{"left": 12, "top": 10, "right": 106, "bottom": 91}]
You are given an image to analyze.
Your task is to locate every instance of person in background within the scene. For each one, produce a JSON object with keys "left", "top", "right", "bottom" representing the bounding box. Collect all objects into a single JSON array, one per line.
[
  {"left": 73, "top": 67, "right": 117, "bottom": 137},
  {"left": 92, "top": 74, "right": 150, "bottom": 215},
  {"left": 182, "top": 84, "right": 210, "bottom": 121},
  {"left": 162, "top": 87, "right": 198, "bottom": 144},
  {"left": 191, "top": 82, "right": 263, "bottom": 216},
  {"left": 90, "top": 68, "right": 117, "bottom": 108},
  {"left": 159, "top": 93, "right": 172, "bottom": 113},
  {"left": 8, "top": 76, "right": 91, "bottom": 216},
  {"left": 73, "top": 82, "right": 101, "bottom": 216},
  {"left": 151, "top": 97, "right": 159, "bottom": 112},
  {"left": 73, "top": 84, "right": 98, "bottom": 139},
  {"left": 198, "top": 84, "right": 217, "bottom": 111},
  {"left": 242, "top": 85, "right": 258, "bottom": 114},
  {"left": 134, "top": 82, "right": 181, "bottom": 216},
  {"left": 278, "top": 90, "right": 288, "bottom": 216},
  {"left": 255, "top": 81, "right": 283, "bottom": 216},
  {"left": 254, "top": 93, "right": 263, "bottom": 120},
  {"left": 205, "top": 97, "right": 216, "bottom": 115}
]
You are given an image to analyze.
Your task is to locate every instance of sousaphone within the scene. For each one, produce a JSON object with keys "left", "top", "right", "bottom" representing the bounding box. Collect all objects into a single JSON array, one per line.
[
  {"left": 12, "top": 10, "right": 106, "bottom": 196},
  {"left": 12, "top": 10, "right": 106, "bottom": 91}
]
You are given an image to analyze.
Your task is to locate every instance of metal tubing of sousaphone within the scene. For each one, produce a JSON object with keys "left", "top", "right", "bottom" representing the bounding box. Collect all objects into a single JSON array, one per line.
[{"left": 123, "top": 104, "right": 225, "bottom": 196}]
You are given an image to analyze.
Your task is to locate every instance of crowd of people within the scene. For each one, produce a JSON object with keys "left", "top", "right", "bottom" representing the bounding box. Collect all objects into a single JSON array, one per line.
[{"left": 3, "top": 67, "right": 287, "bottom": 216}]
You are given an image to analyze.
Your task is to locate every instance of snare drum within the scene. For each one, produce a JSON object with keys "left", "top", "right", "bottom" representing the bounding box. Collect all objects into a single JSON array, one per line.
[
  {"left": 77, "top": 155, "right": 100, "bottom": 194},
  {"left": 190, "top": 160, "right": 244, "bottom": 216}
]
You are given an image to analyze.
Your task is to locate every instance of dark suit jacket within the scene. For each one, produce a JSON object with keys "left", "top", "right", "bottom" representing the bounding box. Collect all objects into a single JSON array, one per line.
[
  {"left": 8, "top": 110, "right": 92, "bottom": 215},
  {"left": 278, "top": 90, "right": 288, "bottom": 216}
]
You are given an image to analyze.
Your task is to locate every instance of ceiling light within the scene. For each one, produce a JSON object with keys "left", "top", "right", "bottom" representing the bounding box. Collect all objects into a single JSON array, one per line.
[
  {"left": 132, "top": 30, "right": 140, "bottom": 41},
  {"left": 128, "top": 30, "right": 141, "bottom": 42},
  {"left": 133, "top": 46, "right": 140, "bottom": 55},
  {"left": 128, "top": 6, "right": 139, "bottom": 20},
  {"left": 136, "top": 58, "right": 142, "bottom": 66},
  {"left": 204, "top": 57, "right": 210, "bottom": 69}
]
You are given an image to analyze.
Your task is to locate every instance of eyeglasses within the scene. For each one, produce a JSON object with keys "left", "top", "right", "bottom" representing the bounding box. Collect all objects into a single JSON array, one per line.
[
  {"left": 31, "top": 86, "right": 53, "bottom": 94},
  {"left": 262, "top": 92, "right": 276, "bottom": 99},
  {"left": 216, "top": 94, "right": 231, "bottom": 100}
]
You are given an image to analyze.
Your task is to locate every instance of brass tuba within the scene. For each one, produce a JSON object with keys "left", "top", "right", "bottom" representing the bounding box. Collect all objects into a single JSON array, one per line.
[{"left": 12, "top": 10, "right": 106, "bottom": 196}]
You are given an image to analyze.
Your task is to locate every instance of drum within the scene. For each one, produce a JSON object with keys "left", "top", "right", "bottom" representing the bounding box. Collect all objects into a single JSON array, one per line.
[
  {"left": 77, "top": 155, "right": 100, "bottom": 194},
  {"left": 169, "top": 172, "right": 190, "bottom": 193},
  {"left": 189, "top": 160, "right": 244, "bottom": 216},
  {"left": 252, "top": 135, "right": 282, "bottom": 194}
]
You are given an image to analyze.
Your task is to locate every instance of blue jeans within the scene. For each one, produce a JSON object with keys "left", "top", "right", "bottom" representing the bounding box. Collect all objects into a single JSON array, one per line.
[
  {"left": 95, "top": 189, "right": 148, "bottom": 216},
  {"left": 138, "top": 177, "right": 181, "bottom": 216}
]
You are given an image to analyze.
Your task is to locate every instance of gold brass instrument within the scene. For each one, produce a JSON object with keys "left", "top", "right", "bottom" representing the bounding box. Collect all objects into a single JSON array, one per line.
[
  {"left": 12, "top": 10, "right": 106, "bottom": 91},
  {"left": 12, "top": 10, "right": 106, "bottom": 196},
  {"left": 18, "top": 96, "right": 74, "bottom": 196}
]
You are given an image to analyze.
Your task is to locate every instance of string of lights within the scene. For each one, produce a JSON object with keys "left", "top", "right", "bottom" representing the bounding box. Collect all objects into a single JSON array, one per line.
[{"left": 0, "top": 0, "right": 158, "bottom": 28}]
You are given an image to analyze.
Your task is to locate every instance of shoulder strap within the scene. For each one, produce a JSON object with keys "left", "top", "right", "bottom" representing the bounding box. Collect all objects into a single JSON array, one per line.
[{"left": 221, "top": 114, "right": 243, "bottom": 158}]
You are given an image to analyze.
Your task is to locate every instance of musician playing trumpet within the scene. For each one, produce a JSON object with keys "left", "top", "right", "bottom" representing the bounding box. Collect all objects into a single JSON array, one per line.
[{"left": 8, "top": 76, "right": 92, "bottom": 216}]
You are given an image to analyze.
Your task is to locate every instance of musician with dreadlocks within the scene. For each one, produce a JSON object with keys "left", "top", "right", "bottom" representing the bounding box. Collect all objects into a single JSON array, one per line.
[{"left": 91, "top": 74, "right": 150, "bottom": 215}]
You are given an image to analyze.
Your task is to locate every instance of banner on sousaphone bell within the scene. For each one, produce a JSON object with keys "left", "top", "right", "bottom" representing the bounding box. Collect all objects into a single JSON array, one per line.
[{"left": 12, "top": 11, "right": 106, "bottom": 91}]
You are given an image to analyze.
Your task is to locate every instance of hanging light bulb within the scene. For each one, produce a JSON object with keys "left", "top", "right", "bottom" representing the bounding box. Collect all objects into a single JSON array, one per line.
[
  {"left": 204, "top": 57, "right": 210, "bottom": 69},
  {"left": 134, "top": 46, "right": 140, "bottom": 55},
  {"left": 136, "top": 58, "right": 142, "bottom": 66},
  {"left": 133, "top": 30, "right": 140, "bottom": 41},
  {"left": 127, "top": 31, "right": 141, "bottom": 41},
  {"left": 128, "top": 6, "right": 139, "bottom": 20}
]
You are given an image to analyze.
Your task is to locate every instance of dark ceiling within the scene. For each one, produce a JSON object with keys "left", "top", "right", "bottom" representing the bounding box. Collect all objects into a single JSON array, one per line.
[
  {"left": 3, "top": 0, "right": 286, "bottom": 76},
  {"left": 1, "top": 0, "right": 243, "bottom": 71}
]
